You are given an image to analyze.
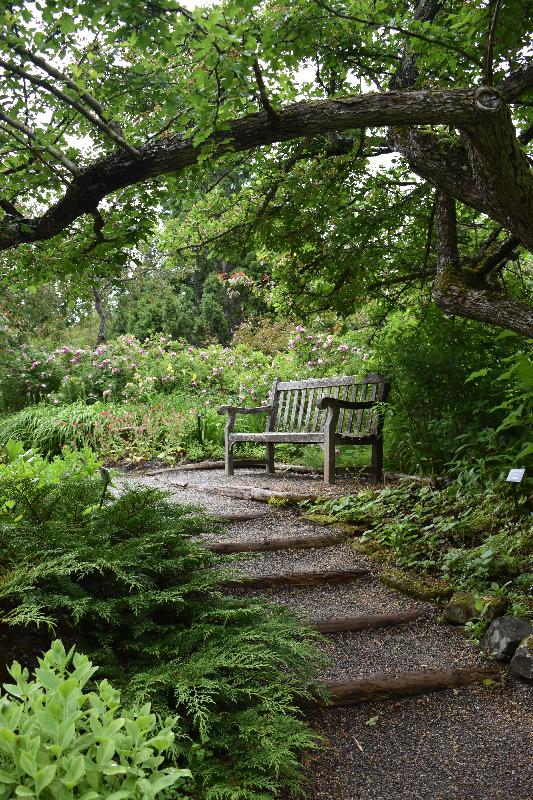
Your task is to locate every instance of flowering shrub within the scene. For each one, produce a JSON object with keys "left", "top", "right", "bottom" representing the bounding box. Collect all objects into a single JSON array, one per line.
[{"left": 1, "top": 327, "right": 370, "bottom": 412}]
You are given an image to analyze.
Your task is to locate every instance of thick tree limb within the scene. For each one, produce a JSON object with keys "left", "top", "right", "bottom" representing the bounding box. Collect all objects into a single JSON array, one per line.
[
  {"left": 433, "top": 193, "right": 533, "bottom": 336},
  {"left": 393, "top": 96, "right": 533, "bottom": 250},
  {"left": 0, "top": 87, "right": 506, "bottom": 251},
  {"left": 476, "top": 235, "right": 521, "bottom": 278},
  {"left": 500, "top": 59, "right": 533, "bottom": 101}
]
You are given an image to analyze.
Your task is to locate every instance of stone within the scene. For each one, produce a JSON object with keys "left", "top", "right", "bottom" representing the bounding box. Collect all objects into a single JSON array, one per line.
[
  {"left": 379, "top": 568, "right": 453, "bottom": 601},
  {"left": 510, "top": 635, "right": 533, "bottom": 681},
  {"left": 299, "top": 513, "right": 338, "bottom": 526},
  {"left": 480, "top": 616, "right": 533, "bottom": 661},
  {"left": 444, "top": 592, "right": 508, "bottom": 625}
]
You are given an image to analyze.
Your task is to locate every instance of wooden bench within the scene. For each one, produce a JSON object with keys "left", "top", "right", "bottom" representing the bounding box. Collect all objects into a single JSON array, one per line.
[{"left": 218, "top": 373, "right": 389, "bottom": 484}]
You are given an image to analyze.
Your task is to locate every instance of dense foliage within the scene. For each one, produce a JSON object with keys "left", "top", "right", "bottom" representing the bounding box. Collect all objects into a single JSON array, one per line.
[
  {"left": 307, "top": 477, "right": 532, "bottom": 630},
  {"left": 0, "top": 459, "right": 324, "bottom": 799},
  {"left": 0, "top": 1, "right": 531, "bottom": 333}
]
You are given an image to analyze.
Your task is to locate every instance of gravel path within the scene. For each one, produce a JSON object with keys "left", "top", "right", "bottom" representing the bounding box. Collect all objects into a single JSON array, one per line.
[{"left": 126, "top": 467, "right": 533, "bottom": 800}]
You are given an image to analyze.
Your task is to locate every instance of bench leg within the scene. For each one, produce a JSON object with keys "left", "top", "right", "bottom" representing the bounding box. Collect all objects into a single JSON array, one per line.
[
  {"left": 372, "top": 440, "right": 383, "bottom": 483},
  {"left": 225, "top": 440, "right": 234, "bottom": 476},
  {"left": 323, "top": 437, "right": 336, "bottom": 485},
  {"left": 266, "top": 443, "right": 275, "bottom": 474}
]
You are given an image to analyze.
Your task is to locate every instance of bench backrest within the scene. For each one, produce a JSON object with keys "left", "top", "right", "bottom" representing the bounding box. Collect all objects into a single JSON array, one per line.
[{"left": 267, "top": 373, "right": 388, "bottom": 436}]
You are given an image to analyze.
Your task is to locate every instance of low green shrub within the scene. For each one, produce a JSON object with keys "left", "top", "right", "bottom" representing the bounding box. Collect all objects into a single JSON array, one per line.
[
  {"left": 0, "top": 475, "right": 325, "bottom": 799},
  {"left": 0, "top": 640, "right": 189, "bottom": 800},
  {"left": 306, "top": 480, "right": 532, "bottom": 618}
]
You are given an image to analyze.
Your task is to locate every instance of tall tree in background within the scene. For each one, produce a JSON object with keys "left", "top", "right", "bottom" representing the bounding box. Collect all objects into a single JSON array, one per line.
[{"left": 0, "top": 0, "right": 531, "bottom": 333}]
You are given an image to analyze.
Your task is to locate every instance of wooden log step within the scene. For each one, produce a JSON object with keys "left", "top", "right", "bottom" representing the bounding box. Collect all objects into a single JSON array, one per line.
[
  {"left": 146, "top": 459, "right": 265, "bottom": 476},
  {"left": 171, "top": 482, "right": 319, "bottom": 504},
  {"left": 301, "top": 666, "right": 501, "bottom": 708},
  {"left": 312, "top": 611, "right": 421, "bottom": 633},
  {"left": 221, "top": 567, "right": 369, "bottom": 589},
  {"left": 207, "top": 531, "right": 348, "bottom": 553}
]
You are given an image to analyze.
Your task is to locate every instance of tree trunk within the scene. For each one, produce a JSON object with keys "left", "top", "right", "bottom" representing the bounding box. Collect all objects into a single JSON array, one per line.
[
  {"left": 433, "top": 193, "right": 533, "bottom": 336},
  {"left": 92, "top": 287, "right": 107, "bottom": 345}
]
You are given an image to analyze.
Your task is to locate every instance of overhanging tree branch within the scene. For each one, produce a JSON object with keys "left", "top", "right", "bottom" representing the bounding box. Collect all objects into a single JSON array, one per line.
[
  {"left": 0, "top": 111, "right": 79, "bottom": 174},
  {"left": 0, "top": 56, "right": 139, "bottom": 156},
  {"left": 0, "top": 86, "right": 506, "bottom": 251}
]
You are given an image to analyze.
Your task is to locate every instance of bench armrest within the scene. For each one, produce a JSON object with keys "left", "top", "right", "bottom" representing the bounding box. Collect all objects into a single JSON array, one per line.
[
  {"left": 218, "top": 405, "right": 273, "bottom": 415},
  {"left": 317, "top": 397, "right": 377, "bottom": 411}
]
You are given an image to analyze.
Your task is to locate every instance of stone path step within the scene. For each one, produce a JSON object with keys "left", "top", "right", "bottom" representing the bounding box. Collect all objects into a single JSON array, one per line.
[{"left": 130, "top": 469, "right": 532, "bottom": 800}]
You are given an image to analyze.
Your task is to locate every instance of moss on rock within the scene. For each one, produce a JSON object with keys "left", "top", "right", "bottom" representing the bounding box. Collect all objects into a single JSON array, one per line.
[{"left": 380, "top": 568, "right": 453, "bottom": 601}]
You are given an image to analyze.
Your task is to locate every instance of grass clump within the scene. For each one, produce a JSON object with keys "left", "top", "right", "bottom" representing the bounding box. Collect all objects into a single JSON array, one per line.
[{"left": 0, "top": 474, "right": 325, "bottom": 799}]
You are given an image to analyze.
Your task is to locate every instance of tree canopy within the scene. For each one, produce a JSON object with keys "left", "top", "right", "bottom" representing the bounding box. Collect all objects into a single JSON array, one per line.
[{"left": 0, "top": 0, "right": 532, "bottom": 333}]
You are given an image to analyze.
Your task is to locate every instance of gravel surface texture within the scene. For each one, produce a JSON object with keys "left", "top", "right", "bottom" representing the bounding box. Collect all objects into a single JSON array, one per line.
[{"left": 125, "top": 467, "right": 533, "bottom": 800}]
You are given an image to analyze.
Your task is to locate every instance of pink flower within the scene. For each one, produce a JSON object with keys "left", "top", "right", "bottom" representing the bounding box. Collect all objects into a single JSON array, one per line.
[{"left": 113, "top": 367, "right": 121, "bottom": 374}]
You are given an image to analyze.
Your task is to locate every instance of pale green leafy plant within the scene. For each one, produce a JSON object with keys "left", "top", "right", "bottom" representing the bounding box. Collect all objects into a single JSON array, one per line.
[{"left": 0, "top": 640, "right": 190, "bottom": 800}]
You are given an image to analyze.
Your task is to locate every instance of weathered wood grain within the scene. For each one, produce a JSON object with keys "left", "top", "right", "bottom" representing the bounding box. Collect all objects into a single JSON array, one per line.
[
  {"left": 221, "top": 567, "right": 369, "bottom": 588},
  {"left": 301, "top": 667, "right": 501, "bottom": 708}
]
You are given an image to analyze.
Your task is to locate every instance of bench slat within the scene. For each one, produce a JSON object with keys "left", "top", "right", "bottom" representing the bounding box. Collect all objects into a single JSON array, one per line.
[
  {"left": 311, "top": 386, "right": 324, "bottom": 432},
  {"left": 230, "top": 432, "right": 325, "bottom": 443},
  {"left": 296, "top": 388, "right": 307, "bottom": 431},
  {"left": 290, "top": 389, "right": 300, "bottom": 430},
  {"left": 282, "top": 389, "right": 292, "bottom": 431},
  {"left": 304, "top": 387, "right": 315, "bottom": 432}
]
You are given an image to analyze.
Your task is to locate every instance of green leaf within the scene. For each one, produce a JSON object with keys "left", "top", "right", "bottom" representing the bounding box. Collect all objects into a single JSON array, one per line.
[
  {"left": 61, "top": 754, "right": 86, "bottom": 788},
  {"left": 35, "top": 765, "right": 56, "bottom": 794}
]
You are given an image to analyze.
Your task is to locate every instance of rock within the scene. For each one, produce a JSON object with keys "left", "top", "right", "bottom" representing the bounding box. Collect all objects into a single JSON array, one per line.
[
  {"left": 299, "top": 513, "right": 338, "bottom": 526},
  {"left": 330, "top": 522, "right": 366, "bottom": 536},
  {"left": 480, "top": 616, "right": 533, "bottom": 661},
  {"left": 510, "top": 635, "right": 533, "bottom": 681},
  {"left": 444, "top": 592, "right": 508, "bottom": 625},
  {"left": 379, "top": 568, "right": 453, "bottom": 601}
]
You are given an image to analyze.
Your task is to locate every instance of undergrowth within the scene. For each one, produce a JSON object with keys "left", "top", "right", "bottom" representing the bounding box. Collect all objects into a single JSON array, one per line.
[
  {"left": 0, "top": 475, "right": 326, "bottom": 799},
  {"left": 306, "top": 479, "right": 533, "bottom": 623}
]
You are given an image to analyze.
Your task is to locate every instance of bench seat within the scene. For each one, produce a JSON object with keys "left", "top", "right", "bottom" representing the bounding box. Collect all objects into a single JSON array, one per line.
[{"left": 218, "top": 373, "right": 389, "bottom": 484}]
